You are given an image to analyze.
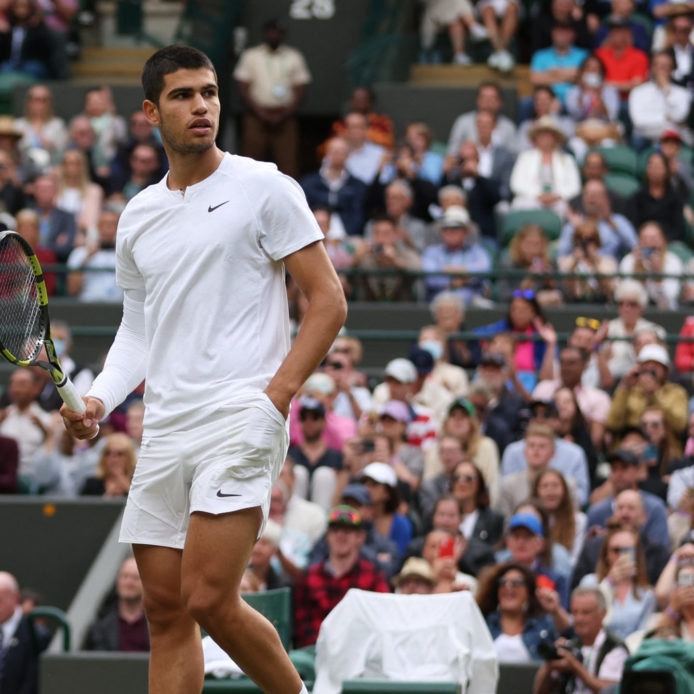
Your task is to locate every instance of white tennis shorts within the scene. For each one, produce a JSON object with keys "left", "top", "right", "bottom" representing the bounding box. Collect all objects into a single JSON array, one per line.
[{"left": 119, "top": 392, "right": 289, "bottom": 549}]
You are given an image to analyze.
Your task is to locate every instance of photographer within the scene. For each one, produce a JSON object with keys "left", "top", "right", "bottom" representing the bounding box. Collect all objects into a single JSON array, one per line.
[
  {"left": 352, "top": 214, "right": 421, "bottom": 301},
  {"left": 606, "top": 344, "right": 688, "bottom": 454},
  {"left": 533, "top": 586, "right": 628, "bottom": 694},
  {"left": 618, "top": 221, "right": 683, "bottom": 311}
]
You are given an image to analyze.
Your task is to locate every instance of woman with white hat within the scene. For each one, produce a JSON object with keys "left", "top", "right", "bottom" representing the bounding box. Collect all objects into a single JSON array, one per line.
[{"left": 509, "top": 115, "right": 581, "bottom": 218}]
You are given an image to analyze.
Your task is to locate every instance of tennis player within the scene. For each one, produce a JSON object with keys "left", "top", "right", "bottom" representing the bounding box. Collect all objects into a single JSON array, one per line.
[{"left": 61, "top": 45, "right": 346, "bottom": 694}]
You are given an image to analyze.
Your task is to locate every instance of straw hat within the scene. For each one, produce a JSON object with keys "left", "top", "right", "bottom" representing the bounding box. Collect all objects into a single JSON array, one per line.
[
  {"left": 528, "top": 116, "right": 566, "bottom": 144},
  {"left": 0, "top": 116, "right": 22, "bottom": 139}
]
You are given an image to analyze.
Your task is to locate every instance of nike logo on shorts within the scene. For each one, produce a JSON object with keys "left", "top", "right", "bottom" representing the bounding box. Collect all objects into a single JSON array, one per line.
[
  {"left": 208, "top": 201, "right": 229, "bottom": 213},
  {"left": 216, "top": 490, "right": 241, "bottom": 498}
]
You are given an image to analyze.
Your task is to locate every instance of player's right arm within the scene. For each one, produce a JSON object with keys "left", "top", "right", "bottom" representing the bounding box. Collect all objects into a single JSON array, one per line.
[{"left": 61, "top": 288, "right": 148, "bottom": 439}]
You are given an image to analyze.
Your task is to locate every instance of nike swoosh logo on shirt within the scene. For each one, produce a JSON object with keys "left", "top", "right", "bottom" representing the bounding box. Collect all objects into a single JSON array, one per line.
[
  {"left": 216, "top": 490, "right": 241, "bottom": 498},
  {"left": 208, "top": 201, "right": 229, "bottom": 212}
]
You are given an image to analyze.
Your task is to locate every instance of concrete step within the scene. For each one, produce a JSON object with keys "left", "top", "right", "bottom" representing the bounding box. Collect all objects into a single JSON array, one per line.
[
  {"left": 71, "top": 46, "right": 157, "bottom": 84},
  {"left": 409, "top": 64, "right": 532, "bottom": 97}
]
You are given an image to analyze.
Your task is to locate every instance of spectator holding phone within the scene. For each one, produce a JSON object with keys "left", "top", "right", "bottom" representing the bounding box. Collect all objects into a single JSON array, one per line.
[
  {"left": 579, "top": 525, "right": 656, "bottom": 639},
  {"left": 655, "top": 558, "right": 694, "bottom": 641},
  {"left": 420, "top": 528, "right": 479, "bottom": 593}
]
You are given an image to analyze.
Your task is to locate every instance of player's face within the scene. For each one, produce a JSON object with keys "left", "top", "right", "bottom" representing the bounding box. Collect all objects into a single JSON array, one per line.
[{"left": 146, "top": 68, "right": 220, "bottom": 155}]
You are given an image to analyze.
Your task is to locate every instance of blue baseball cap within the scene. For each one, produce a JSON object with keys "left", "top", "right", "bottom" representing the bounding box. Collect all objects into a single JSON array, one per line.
[{"left": 509, "top": 513, "right": 543, "bottom": 536}]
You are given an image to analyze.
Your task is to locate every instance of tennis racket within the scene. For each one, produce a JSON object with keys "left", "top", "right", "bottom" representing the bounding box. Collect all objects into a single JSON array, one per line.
[{"left": 0, "top": 230, "right": 85, "bottom": 413}]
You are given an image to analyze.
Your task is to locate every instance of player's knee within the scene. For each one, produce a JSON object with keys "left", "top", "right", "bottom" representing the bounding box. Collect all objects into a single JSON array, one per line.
[
  {"left": 143, "top": 585, "right": 187, "bottom": 633},
  {"left": 183, "top": 581, "right": 241, "bottom": 630}
]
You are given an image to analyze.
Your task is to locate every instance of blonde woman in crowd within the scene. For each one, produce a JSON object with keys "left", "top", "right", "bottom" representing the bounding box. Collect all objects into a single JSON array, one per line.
[
  {"left": 54, "top": 148, "right": 104, "bottom": 239},
  {"left": 79, "top": 433, "right": 136, "bottom": 498},
  {"left": 15, "top": 84, "right": 68, "bottom": 169}
]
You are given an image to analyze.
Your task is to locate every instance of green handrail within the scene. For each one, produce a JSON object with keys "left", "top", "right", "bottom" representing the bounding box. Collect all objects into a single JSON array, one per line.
[{"left": 28, "top": 606, "right": 71, "bottom": 652}]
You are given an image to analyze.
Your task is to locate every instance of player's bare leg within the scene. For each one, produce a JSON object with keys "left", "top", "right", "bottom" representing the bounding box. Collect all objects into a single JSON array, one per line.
[
  {"left": 133, "top": 545, "right": 204, "bottom": 694},
  {"left": 182, "top": 507, "right": 303, "bottom": 694}
]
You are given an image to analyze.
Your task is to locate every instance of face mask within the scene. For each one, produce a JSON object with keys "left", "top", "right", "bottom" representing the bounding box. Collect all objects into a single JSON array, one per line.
[
  {"left": 583, "top": 72, "right": 603, "bottom": 88},
  {"left": 52, "top": 338, "right": 66, "bottom": 357},
  {"left": 420, "top": 340, "right": 443, "bottom": 362}
]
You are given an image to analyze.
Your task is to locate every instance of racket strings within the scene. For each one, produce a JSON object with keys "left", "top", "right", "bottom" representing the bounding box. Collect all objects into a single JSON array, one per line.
[{"left": 0, "top": 238, "right": 43, "bottom": 361}]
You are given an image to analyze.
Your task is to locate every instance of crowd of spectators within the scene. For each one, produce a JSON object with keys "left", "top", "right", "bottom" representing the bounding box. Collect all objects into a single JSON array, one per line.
[{"left": 3, "top": 6, "right": 694, "bottom": 690}]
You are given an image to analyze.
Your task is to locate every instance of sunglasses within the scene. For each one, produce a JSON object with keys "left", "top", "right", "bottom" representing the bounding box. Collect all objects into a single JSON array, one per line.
[
  {"left": 452, "top": 474, "right": 476, "bottom": 483},
  {"left": 328, "top": 508, "right": 362, "bottom": 525},
  {"left": 498, "top": 578, "right": 525, "bottom": 588},
  {"left": 325, "top": 361, "right": 344, "bottom": 370},
  {"left": 576, "top": 316, "right": 600, "bottom": 331},
  {"left": 512, "top": 289, "right": 535, "bottom": 300},
  {"left": 532, "top": 410, "right": 555, "bottom": 420},
  {"left": 299, "top": 411, "right": 323, "bottom": 421},
  {"left": 640, "top": 419, "right": 663, "bottom": 428}
]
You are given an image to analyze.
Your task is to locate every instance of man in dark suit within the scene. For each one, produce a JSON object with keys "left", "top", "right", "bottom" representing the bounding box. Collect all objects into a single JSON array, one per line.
[
  {"left": 442, "top": 140, "right": 501, "bottom": 242},
  {"left": 0, "top": 571, "right": 50, "bottom": 694},
  {"left": 666, "top": 15, "right": 694, "bottom": 88},
  {"left": 29, "top": 174, "right": 77, "bottom": 262}
]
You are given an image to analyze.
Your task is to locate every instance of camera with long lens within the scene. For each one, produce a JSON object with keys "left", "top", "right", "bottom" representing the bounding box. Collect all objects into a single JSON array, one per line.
[{"left": 537, "top": 638, "right": 582, "bottom": 662}]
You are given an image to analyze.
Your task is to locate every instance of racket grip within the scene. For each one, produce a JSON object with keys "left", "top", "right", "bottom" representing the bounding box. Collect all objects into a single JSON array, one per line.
[{"left": 57, "top": 379, "right": 86, "bottom": 414}]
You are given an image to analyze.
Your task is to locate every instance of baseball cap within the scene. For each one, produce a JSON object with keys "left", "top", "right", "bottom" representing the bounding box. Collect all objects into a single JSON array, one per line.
[
  {"left": 509, "top": 513, "right": 544, "bottom": 536},
  {"left": 304, "top": 372, "right": 336, "bottom": 396},
  {"left": 298, "top": 395, "right": 325, "bottom": 416},
  {"left": 327, "top": 505, "right": 363, "bottom": 528},
  {"left": 379, "top": 400, "right": 411, "bottom": 422},
  {"left": 637, "top": 344, "right": 670, "bottom": 368},
  {"left": 341, "top": 483, "right": 372, "bottom": 507},
  {"left": 393, "top": 557, "right": 436, "bottom": 587},
  {"left": 448, "top": 397, "right": 476, "bottom": 417},
  {"left": 362, "top": 462, "right": 398, "bottom": 488},
  {"left": 262, "top": 18, "right": 284, "bottom": 31},
  {"left": 440, "top": 205, "right": 470, "bottom": 229},
  {"left": 407, "top": 345, "right": 434, "bottom": 375},
  {"left": 479, "top": 352, "right": 506, "bottom": 368},
  {"left": 384, "top": 358, "right": 418, "bottom": 384},
  {"left": 528, "top": 399, "right": 558, "bottom": 415},
  {"left": 661, "top": 128, "right": 681, "bottom": 142},
  {"left": 607, "top": 449, "right": 640, "bottom": 466}
]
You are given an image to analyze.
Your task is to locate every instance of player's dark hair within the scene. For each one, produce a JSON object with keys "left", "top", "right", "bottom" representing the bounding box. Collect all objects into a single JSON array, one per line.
[{"left": 141, "top": 45, "right": 216, "bottom": 104}]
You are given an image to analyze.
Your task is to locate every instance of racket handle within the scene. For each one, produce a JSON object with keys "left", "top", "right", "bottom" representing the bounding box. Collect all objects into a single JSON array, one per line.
[{"left": 57, "top": 379, "right": 86, "bottom": 414}]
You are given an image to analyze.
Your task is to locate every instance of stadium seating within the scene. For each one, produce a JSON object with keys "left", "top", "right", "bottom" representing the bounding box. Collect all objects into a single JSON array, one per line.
[
  {"left": 500, "top": 208, "right": 563, "bottom": 247},
  {"left": 596, "top": 145, "right": 638, "bottom": 177}
]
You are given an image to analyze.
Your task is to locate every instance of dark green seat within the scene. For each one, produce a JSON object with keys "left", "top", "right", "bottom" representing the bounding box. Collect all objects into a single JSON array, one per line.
[
  {"left": 500, "top": 208, "right": 563, "bottom": 247},
  {"left": 341, "top": 682, "right": 461, "bottom": 693},
  {"left": 201, "top": 588, "right": 316, "bottom": 693},
  {"left": 603, "top": 172, "right": 640, "bottom": 198},
  {"left": 668, "top": 241, "right": 694, "bottom": 264},
  {"left": 595, "top": 145, "right": 638, "bottom": 177},
  {"left": 242, "top": 588, "right": 291, "bottom": 650}
]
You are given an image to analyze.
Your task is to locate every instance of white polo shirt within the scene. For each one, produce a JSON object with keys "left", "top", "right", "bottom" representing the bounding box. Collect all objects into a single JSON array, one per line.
[{"left": 89, "top": 154, "right": 323, "bottom": 436}]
